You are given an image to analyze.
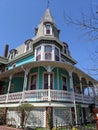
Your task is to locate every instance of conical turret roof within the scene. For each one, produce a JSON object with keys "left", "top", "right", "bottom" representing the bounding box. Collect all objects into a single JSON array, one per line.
[
  {"left": 40, "top": 7, "right": 56, "bottom": 25},
  {"left": 34, "top": 7, "right": 60, "bottom": 39}
]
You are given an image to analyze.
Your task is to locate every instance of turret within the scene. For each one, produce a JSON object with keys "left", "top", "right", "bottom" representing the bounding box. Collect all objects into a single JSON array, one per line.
[{"left": 34, "top": 8, "right": 60, "bottom": 39}]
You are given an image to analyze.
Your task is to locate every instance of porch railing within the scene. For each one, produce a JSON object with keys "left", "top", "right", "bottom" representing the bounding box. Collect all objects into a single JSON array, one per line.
[
  {"left": 75, "top": 93, "right": 94, "bottom": 104},
  {"left": 0, "top": 90, "right": 97, "bottom": 105}
]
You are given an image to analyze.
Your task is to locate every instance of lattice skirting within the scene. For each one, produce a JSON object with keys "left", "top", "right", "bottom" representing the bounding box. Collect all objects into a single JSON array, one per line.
[{"left": 53, "top": 107, "right": 72, "bottom": 126}]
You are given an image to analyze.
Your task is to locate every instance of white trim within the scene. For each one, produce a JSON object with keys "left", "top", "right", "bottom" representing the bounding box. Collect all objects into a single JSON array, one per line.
[{"left": 0, "top": 102, "right": 74, "bottom": 108}]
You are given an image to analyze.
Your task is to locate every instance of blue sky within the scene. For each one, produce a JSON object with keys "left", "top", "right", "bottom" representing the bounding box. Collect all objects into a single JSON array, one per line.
[{"left": 0, "top": 0, "right": 98, "bottom": 79}]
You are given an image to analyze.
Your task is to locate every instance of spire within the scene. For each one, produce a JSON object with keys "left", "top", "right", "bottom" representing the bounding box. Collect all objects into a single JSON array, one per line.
[
  {"left": 34, "top": 6, "right": 60, "bottom": 39},
  {"left": 47, "top": 0, "right": 50, "bottom": 8},
  {"left": 40, "top": 7, "right": 55, "bottom": 25}
]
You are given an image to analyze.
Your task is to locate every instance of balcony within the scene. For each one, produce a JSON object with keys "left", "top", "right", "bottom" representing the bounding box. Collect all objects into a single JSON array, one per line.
[{"left": 0, "top": 90, "right": 97, "bottom": 105}]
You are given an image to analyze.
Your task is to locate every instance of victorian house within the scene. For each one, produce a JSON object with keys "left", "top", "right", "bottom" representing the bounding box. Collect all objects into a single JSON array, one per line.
[{"left": 0, "top": 7, "right": 98, "bottom": 128}]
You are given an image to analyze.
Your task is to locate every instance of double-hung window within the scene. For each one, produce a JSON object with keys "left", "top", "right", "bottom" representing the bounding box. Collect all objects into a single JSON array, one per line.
[{"left": 45, "top": 45, "right": 52, "bottom": 60}]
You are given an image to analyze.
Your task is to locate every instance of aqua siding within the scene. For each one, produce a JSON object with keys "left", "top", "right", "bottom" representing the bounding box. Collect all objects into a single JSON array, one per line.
[
  {"left": 30, "top": 67, "right": 38, "bottom": 74},
  {"left": 12, "top": 77, "right": 24, "bottom": 92},
  {"left": 39, "top": 67, "right": 46, "bottom": 89},
  {"left": 9, "top": 54, "right": 34, "bottom": 70},
  {"left": 3, "top": 82, "right": 9, "bottom": 94},
  {"left": 53, "top": 68, "right": 57, "bottom": 89},
  {"left": 2, "top": 77, "right": 23, "bottom": 93},
  {"left": 59, "top": 68, "right": 70, "bottom": 91}
]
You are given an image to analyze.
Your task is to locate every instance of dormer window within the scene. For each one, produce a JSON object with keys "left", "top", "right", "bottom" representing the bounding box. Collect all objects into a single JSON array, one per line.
[
  {"left": 46, "top": 24, "right": 51, "bottom": 34},
  {"left": 44, "top": 23, "right": 52, "bottom": 35},
  {"left": 64, "top": 46, "right": 67, "bottom": 54},
  {"left": 24, "top": 39, "right": 32, "bottom": 52},
  {"left": 26, "top": 42, "right": 30, "bottom": 51},
  {"left": 9, "top": 49, "right": 17, "bottom": 60}
]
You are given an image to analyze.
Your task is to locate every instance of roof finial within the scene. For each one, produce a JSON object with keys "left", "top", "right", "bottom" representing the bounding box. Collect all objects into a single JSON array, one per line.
[{"left": 47, "top": 0, "right": 50, "bottom": 8}]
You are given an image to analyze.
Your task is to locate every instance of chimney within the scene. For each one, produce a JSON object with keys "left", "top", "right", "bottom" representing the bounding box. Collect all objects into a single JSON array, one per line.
[{"left": 4, "top": 44, "right": 9, "bottom": 57}]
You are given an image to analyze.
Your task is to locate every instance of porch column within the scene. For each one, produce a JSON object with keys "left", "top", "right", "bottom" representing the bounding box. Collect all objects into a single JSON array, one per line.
[
  {"left": 47, "top": 66, "right": 51, "bottom": 101},
  {"left": 93, "top": 83, "right": 96, "bottom": 97},
  {"left": 79, "top": 76, "right": 83, "bottom": 94},
  {"left": 22, "top": 68, "right": 29, "bottom": 102},
  {"left": 6, "top": 74, "right": 13, "bottom": 103},
  {"left": 69, "top": 71, "right": 77, "bottom": 125},
  {"left": 87, "top": 80, "right": 90, "bottom": 96},
  {"left": 79, "top": 76, "right": 84, "bottom": 124}
]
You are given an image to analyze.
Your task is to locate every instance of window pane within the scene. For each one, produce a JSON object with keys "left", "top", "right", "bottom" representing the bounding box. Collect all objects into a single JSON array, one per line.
[
  {"left": 44, "top": 73, "right": 53, "bottom": 89},
  {"left": 36, "top": 47, "right": 41, "bottom": 55},
  {"left": 30, "top": 75, "right": 37, "bottom": 90},
  {"left": 45, "top": 46, "right": 52, "bottom": 52},
  {"left": 62, "top": 76, "right": 67, "bottom": 90},
  {"left": 45, "top": 46, "right": 52, "bottom": 60},
  {"left": 55, "top": 48, "right": 59, "bottom": 61},
  {"left": 26, "top": 43, "right": 30, "bottom": 51},
  {"left": 44, "top": 74, "right": 48, "bottom": 89},
  {"left": 46, "top": 25, "right": 50, "bottom": 34},
  {"left": 36, "top": 47, "right": 41, "bottom": 61}
]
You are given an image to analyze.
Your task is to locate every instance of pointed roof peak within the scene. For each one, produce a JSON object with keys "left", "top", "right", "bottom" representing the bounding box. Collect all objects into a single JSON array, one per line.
[
  {"left": 47, "top": 0, "right": 50, "bottom": 8},
  {"left": 40, "top": 7, "right": 55, "bottom": 25}
]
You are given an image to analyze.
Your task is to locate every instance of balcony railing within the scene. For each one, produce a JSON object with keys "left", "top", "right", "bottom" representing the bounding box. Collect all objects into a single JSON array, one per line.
[
  {"left": 0, "top": 90, "right": 97, "bottom": 105},
  {"left": 75, "top": 93, "right": 94, "bottom": 104}
]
